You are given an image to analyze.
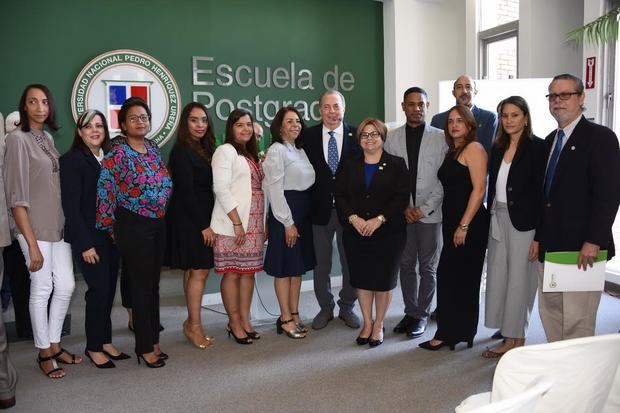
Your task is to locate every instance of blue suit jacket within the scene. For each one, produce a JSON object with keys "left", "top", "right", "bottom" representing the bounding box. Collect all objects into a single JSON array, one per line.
[
  {"left": 430, "top": 105, "right": 498, "bottom": 155},
  {"left": 535, "top": 116, "right": 620, "bottom": 261}
]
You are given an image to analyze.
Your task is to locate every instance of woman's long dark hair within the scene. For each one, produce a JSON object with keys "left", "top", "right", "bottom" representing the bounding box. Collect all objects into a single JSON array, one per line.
[
  {"left": 225, "top": 108, "right": 259, "bottom": 162},
  {"left": 174, "top": 102, "right": 216, "bottom": 162},
  {"left": 444, "top": 105, "right": 477, "bottom": 158},
  {"left": 18, "top": 84, "right": 59, "bottom": 132},
  {"left": 70, "top": 110, "right": 112, "bottom": 154},
  {"left": 494, "top": 96, "right": 533, "bottom": 152}
]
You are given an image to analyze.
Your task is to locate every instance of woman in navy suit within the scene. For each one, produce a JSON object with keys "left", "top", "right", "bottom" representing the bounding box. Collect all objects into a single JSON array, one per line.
[
  {"left": 483, "top": 96, "right": 545, "bottom": 357},
  {"left": 60, "top": 110, "right": 129, "bottom": 368},
  {"left": 335, "top": 118, "right": 409, "bottom": 347}
]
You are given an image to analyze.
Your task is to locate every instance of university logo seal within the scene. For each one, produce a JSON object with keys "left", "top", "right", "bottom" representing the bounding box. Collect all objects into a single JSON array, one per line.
[{"left": 71, "top": 49, "right": 181, "bottom": 147}]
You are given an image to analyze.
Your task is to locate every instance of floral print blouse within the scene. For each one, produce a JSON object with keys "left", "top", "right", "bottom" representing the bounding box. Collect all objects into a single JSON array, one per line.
[{"left": 96, "top": 140, "right": 172, "bottom": 231}]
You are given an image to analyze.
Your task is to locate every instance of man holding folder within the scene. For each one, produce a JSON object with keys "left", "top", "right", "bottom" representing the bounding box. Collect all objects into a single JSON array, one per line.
[{"left": 534, "top": 73, "right": 620, "bottom": 342}]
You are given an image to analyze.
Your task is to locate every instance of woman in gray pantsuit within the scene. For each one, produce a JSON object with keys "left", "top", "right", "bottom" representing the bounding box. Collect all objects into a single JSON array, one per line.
[{"left": 483, "top": 96, "right": 546, "bottom": 358}]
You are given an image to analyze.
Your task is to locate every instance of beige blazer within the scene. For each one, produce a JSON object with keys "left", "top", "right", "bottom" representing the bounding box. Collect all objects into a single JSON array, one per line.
[{"left": 210, "top": 144, "right": 253, "bottom": 236}]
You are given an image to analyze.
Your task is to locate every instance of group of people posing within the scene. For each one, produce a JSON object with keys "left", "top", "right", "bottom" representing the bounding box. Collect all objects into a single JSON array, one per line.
[{"left": 0, "top": 72, "right": 618, "bottom": 381}]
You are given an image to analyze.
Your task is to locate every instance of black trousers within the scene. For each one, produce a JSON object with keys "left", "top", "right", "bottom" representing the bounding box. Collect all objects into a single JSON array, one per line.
[
  {"left": 2, "top": 241, "right": 32, "bottom": 338},
  {"left": 74, "top": 238, "right": 120, "bottom": 352},
  {"left": 113, "top": 207, "right": 165, "bottom": 355},
  {"left": 120, "top": 260, "right": 131, "bottom": 309}
]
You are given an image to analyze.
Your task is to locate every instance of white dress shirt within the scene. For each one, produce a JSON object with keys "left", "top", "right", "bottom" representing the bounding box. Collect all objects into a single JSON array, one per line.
[
  {"left": 321, "top": 124, "right": 344, "bottom": 163},
  {"left": 263, "top": 141, "right": 315, "bottom": 227}
]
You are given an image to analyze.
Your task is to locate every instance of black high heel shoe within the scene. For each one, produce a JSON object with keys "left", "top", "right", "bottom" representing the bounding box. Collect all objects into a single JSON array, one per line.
[
  {"left": 418, "top": 339, "right": 455, "bottom": 351},
  {"left": 276, "top": 318, "right": 305, "bottom": 339},
  {"left": 356, "top": 335, "right": 370, "bottom": 345},
  {"left": 450, "top": 339, "right": 474, "bottom": 350},
  {"left": 156, "top": 351, "right": 169, "bottom": 360},
  {"left": 102, "top": 349, "right": 131, "bottom": 361},
  {"left": 226, "top": 324, "right": 253, "bottom": 344},
  {"left": 291, "top": 312, "right": 308, "bottom": 333},
  {"left": 85, "top": 350, "right": 115, "bottom": 369},
  {"left": 136, "top": 353, "right": 165, "bottom": 368},
  {"left": 368, "top": 327, "right": 385, "bottom": 348},
  {"left": 245, "top": 330, "right": 261, "bottom": 340}
]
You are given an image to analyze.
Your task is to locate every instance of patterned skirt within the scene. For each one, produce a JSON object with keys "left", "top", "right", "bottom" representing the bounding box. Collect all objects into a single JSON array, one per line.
[{"left": 214, "top": 158, "right": 265, "bottom": 274}]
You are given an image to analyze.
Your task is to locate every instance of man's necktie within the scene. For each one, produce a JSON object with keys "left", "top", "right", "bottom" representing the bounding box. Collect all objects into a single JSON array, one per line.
[
  {"left": 327, "top": 131, "right": 338, "bottom": 174},
  {"left": 545, "top": 129, "right": 565, "bottom": 197}
]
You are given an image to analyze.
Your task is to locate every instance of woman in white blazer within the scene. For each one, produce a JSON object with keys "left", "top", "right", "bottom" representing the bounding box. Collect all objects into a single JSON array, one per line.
[{"left": 211, "top": 108, "right": 264, "bottom": 345}]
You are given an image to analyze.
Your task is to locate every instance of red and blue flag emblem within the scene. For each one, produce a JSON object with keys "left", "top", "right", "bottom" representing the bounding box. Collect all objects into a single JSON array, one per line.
[{"left": 104, "top": 81, "right": 151, "bottom": 130}]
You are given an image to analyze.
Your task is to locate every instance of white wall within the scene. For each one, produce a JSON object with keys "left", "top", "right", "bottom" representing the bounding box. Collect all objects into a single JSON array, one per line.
[
  {"left": 383, "top": 0, "right": 466, "bottom": 123},
  {"left": 519, "top": 0, "right": 584, "bottom": 79}
]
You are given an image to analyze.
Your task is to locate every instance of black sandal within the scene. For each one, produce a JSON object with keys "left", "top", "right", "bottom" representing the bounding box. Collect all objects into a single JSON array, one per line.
[
  {"left": 53, "top": 348, "right": 82, "bottom": 364},
  {"left": 37, "top": 355, "right": 65, "bottom": 378}
]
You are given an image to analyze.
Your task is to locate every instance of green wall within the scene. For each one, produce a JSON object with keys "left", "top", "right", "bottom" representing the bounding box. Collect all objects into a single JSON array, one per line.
[
  {"left": 1, "top": 0, "right": 382, "bottom": 291},
  {"left": 0, "top": 0, "right": 384, "bottom": 158}
]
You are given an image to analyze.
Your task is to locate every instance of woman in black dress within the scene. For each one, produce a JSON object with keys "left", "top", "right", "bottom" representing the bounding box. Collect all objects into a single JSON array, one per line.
[
  {"left": 336, "top": 118, "right": 409, "bottom": 347},
  {"left": 165, "top": 102, "right": 217, "bottom": 349},
  {"left": 60, "top": 109, "right": 129, "bottom": 368},
  {"left": 419, "top": 105, "right": 489, "bottom": 351}
]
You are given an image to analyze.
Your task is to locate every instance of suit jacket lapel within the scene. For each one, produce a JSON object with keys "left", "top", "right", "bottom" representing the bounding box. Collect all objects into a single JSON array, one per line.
[
  {"left": 512, "top": 137, "right": 531, "bottom": 167},
  {"left": 83, "top": 150, "right": 101, "bottom": 172},
  {"left": 366, "top": 151, "right": 389, "bottom": 192}
]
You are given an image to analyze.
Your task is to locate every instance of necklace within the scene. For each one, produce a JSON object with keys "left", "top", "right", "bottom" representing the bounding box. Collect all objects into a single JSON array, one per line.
[{"left": 30, "top": 131, "right": 59, "bottom": 173}]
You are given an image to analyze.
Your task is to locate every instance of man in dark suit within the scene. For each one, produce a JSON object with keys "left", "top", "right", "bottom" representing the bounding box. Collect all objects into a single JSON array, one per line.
[
  {"left": 535, "top": 73, "right": 620, "bottom": 342},
  {"left": 430, "top": 74, "right": 498, "bottom": 155},
  {"left": 301, "top": 89, "right": 361, "bottom": 329}
]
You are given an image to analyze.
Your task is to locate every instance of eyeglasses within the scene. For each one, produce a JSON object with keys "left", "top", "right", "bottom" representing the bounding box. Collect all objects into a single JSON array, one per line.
[
  {"left": 360, "top": 131, "right": 381, "bottom": 140},
  {"left": 127, "top": 115, "right": 150, "bottom": 123},
  {"left": 545, "top": 92, "right": 580, "bottom": 101}
]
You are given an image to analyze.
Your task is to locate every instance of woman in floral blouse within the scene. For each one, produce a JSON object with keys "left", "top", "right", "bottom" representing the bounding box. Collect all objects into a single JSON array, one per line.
[{"left": 96, "top": 97, "right": 172, "bottom": 368}]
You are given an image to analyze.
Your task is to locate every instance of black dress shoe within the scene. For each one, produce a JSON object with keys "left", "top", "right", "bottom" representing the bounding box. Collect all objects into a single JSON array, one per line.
[
  {"left": 491, "top": 330, "right": 504, "bottom": 340},
  {"left": 393, "top": 315, "right": 415, "bottom": 333},
  {"left": 406, "top": 319, "right": 426, "bottom": 338}
]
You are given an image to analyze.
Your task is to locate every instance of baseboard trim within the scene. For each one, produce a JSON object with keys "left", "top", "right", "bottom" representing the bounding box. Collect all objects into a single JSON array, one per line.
[{"left": 201, "top": 275, "right": 342, "bottom": 307}]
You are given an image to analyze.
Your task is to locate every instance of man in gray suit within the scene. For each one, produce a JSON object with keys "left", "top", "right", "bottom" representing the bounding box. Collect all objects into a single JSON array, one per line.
[
  {"left": 384, "top": 87, "right": 447, "bottom": 338},
  {"left": 0, "top": 113, "right": 18, "bottom": 409}
]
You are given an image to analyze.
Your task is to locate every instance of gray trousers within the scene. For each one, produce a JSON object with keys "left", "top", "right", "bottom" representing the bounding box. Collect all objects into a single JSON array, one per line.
[
  {"left": 399, "top": 222, "right": 442, "bottom": 320},
  {"left": 0, "top": 248, "right": 17, "bottom": 400},
  {"left": 312, "top": 209, "right": 357, "bottom": 312},
  {"left": 485, "top": 202, "right": 538, "bottom": 338}
]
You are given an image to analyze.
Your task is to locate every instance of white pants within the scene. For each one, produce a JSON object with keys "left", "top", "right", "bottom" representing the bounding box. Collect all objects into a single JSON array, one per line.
[{"left": 16, "top": 235, "right": 75, "bottom": 349}]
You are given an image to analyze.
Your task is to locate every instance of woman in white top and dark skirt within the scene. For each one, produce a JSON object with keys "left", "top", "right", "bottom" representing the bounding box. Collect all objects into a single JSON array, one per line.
[
  {"left": 263, "top": 107, "right": 315, "bottom": 339},
  {"left": 483, "top": 96, "right": 545, "bottom": 358}
]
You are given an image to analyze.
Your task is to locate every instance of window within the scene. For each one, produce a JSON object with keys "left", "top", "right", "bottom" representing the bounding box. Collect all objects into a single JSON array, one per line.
[{"left": 479, "top": 0, "right": 519, "bottom": 80}]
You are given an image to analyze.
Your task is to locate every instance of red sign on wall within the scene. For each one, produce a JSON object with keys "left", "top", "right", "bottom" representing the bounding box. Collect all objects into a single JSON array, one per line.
[{"left": 586, "top": 57, "right": 596, "bottom": 89}]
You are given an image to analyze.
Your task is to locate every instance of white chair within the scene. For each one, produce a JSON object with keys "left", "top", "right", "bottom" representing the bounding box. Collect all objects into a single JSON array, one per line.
[
  {"left": 456, "top": 334, "right": 620, "bottom": 413},
  {"left": 455, "top": 376, "right": 553, "bottom": 413}
]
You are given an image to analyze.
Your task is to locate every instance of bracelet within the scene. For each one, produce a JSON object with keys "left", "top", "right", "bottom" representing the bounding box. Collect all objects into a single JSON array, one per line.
[
  {"left": 376, "top": 214, "right": 386, "bottom": 224},
  {"left": 348, "top": 214, "right": 358, "bottom": 224},
  {"left": 233, "top": 222, "right": 243, "bottom": 226},
  {"left": 458, "top": 223, "right": 469, "bottom": 232}
]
